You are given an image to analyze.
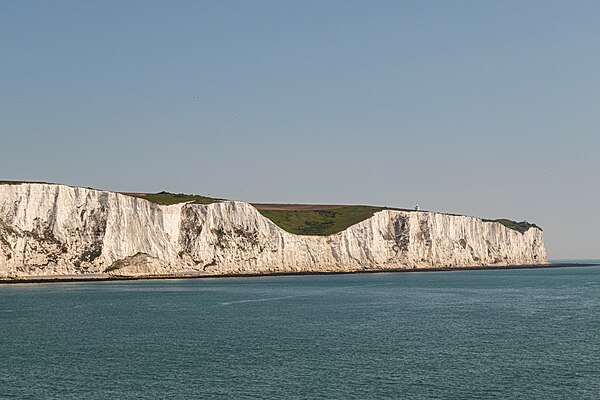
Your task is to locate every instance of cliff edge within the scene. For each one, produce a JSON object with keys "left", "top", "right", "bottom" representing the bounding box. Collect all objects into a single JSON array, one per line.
[{"left": 0, "top": 183, "right": 547, "bottom": 278}]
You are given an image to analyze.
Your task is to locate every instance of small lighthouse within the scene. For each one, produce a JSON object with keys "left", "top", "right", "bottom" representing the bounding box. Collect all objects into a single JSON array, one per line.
[{"left": 415, "top": 204, "right": 420, "bottom": 211}]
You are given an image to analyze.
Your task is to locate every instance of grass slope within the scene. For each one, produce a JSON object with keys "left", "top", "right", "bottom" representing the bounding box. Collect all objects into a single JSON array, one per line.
[
  {"left": 258, "top": 206, "right": 393, "bottom": 235},
  {"left": 125, "top": 191, "right": 221, "bottom": 205},
  {"left": 490, "top": 219, "right": 541, "bottom": 234}
]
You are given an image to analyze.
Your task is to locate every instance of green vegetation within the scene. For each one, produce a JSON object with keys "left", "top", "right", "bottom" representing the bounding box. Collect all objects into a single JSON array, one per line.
[
  {"left": 261, "top": 206, "right": 541, "bottom": 236},
  {"left": 125, "top": 191, "right": 221, "bottom": 205},
  {"left": 0, "top": 180, "right": 48, "bottom": 185},
  {"left": 258, "top": 206, "right": 395, "bottom": 235},
  {"left": 492, "top": 219, "right": 541, "bottom": 233},
  {"left": 1, "top": 180, "right": 541, "bottom": 235}
]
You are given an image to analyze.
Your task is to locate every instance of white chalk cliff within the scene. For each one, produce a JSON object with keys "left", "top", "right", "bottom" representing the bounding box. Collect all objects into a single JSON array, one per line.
[{"left": 0, "top": 183, "right": 547, "bottom": 278}]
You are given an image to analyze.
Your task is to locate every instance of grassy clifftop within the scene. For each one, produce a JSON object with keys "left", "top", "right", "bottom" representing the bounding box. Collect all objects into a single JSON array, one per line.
[
  {"left": 124, "top": 191, "right": 221, "bottom": 205},
  {"left": 257, "top": 206, "right": 389, "bottom": 236},
  {"left": 123, "top": 192, "right": 406, "bottom": 235},
  {"left": 123, "top": 193, "right": 402, "bottom": 234},
  {"left": 0, "top": 182, "right": 540, "bottom": 235},
  {"left": 490, "top": 219, "right": 541, "bottom": 234},
  {"left": 257, "top": 208, "right": 541, "bottom": 236},
  {"left": 0, "top": 180, "right": 49, "bottom": 185}
]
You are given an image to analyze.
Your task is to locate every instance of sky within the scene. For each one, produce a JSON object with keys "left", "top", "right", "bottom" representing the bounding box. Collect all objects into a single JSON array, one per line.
[{"left": 1, "top": 0, "right": 598, "bottom": 259}]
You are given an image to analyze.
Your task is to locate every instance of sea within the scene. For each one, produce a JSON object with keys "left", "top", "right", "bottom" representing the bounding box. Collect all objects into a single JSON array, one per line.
[{"left": 1, "top": 260, "right": 599, "bottom": 399}]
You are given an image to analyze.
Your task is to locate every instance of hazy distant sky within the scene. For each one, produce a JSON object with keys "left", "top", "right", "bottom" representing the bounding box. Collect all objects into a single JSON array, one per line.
[{"left": 1, "top": 1, "right": 598, "bottom": 258}]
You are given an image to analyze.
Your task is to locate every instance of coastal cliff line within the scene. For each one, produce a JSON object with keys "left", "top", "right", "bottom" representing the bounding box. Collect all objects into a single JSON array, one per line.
[{"left": 0, "top": 183, "right": 547, "bottom": 278}]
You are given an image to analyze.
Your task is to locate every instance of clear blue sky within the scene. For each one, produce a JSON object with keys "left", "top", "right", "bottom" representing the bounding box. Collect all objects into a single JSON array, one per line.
[{"left": 1, "top": 1, "right": 598, "bottom": 258}]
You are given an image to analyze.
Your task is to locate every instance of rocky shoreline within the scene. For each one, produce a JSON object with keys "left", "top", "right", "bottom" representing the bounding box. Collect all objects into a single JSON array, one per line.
[{"left": 1, "top": 262, "right": 596, "bottom": 284}]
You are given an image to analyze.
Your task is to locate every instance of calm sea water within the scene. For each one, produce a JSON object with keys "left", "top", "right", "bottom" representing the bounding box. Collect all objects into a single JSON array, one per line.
[{"left": 1, "top": 262, "right": 600, "bottom": 399}]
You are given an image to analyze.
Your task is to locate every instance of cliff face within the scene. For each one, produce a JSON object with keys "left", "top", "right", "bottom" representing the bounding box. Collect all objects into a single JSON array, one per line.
[{"left": 0, "top": 184, "right": 547, "bottom": 277}]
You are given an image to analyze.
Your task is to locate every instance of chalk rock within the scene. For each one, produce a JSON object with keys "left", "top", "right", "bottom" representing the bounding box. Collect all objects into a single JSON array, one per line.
[{"left": 0, "top": 183, "right": 547, "bottom": 277}]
